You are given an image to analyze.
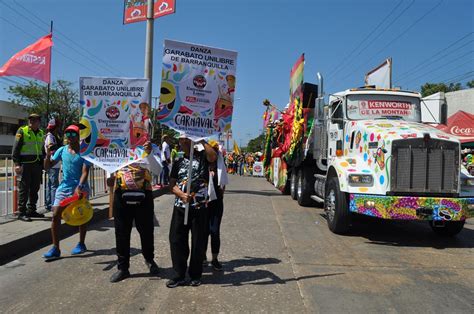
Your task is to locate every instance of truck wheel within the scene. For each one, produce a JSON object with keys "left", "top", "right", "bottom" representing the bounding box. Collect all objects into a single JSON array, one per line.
[
  {"left": 297, "top": 169, "right": 315, "bottom": 206},
  {"left": 290, "top": 171, "right": 298, "bottom": 200},
  {"left": 429, "top": 221, "right": 465, "bottom": 237},
  {"left": 325, "top": 177, "right": 351, "bottom": 234}
]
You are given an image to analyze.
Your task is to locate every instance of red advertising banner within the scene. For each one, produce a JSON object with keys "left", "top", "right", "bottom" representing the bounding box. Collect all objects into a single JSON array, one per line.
[
  {"left": 123, "top": 0, "right": 176, "bottom": 24},
  {"left": 0, "top": 34, "right": 52, "bottom": 83}
]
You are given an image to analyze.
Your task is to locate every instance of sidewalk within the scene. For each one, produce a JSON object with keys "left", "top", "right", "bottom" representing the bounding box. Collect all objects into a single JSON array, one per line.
[{"left": 0, "top": 188, "right": 169, "bottom": 265}]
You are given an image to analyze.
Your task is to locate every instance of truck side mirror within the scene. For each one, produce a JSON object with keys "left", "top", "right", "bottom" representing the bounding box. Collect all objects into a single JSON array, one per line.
[{"left": 440, "top": 102, "right": 447, "bottom": 125}]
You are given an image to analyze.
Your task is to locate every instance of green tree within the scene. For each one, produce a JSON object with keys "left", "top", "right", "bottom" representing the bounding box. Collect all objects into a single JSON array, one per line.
[
  {"left": 246, "top": 133, "right": 266, "bottom": 152},
  {"left": 8, "top": 80, "right": 80, "bottom": 127},
  {"left": 420, "top": 82, "right": 462, "bottom": 97},
  {"left": 467, "top": 80, "right": 474, "bottom": 88}
]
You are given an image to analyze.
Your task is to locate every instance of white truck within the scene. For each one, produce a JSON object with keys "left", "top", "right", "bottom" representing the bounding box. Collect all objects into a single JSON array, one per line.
[{"left": 288, "top": 75, "right": 474, "bottom": 236}]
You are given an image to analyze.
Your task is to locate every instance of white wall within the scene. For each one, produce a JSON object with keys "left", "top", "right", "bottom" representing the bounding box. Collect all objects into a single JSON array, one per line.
[{"left": 446, "top": 89, "right": 474, "bottom": 116}]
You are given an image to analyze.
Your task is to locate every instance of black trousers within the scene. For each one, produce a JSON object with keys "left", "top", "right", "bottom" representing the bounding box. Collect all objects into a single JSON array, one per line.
[
  {"left": 169, "top": 205, "right": 208, "bottom": 280},
  {"left": 18, "top": 162, "right": 42, "bottom": 215},
  {"left": 113, "top": 190, "right": 155, "bottom": 271},
  {"left": 204, "top": 198, "right": 224, "bottom": 255}
]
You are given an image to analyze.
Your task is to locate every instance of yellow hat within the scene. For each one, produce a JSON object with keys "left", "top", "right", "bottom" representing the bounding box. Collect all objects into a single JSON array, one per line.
[{"left": 61, "top": 198, "right": 93, "bottom": 226}]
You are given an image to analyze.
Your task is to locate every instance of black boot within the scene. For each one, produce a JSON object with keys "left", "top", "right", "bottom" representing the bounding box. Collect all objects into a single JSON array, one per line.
[
  {"left": 145, "top": 260, "right": 159, "bottom": 275},
  {"left": 110, "top": 270, "right": 130, "bottom": 283}
]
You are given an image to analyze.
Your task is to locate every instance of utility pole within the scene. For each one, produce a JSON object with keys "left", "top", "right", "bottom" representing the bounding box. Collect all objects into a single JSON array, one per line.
[
  {"left": 46, "top": 20, "right": 53, "bottom": 122},
  {"left": 144, "top": 0, "right": 154, "bottom": 104}
]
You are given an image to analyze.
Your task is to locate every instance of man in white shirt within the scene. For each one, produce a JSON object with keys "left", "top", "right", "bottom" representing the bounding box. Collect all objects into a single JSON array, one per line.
[
  {"left": 160, "top": 135, "right": 171, "bottom": 186},
  {"left": 44, "top": 118, "right": 62, "bottom": 212}
]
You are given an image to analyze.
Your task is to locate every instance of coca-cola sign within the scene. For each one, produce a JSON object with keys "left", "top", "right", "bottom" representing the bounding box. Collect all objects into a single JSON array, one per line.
[{"left": 450, "top": 125, "right": 474, "bottom": 136}]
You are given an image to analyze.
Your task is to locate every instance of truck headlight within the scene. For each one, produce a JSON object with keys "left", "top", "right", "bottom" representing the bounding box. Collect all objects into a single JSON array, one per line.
[{"left": 349, "top": 174, "right": 373, "bottom": 186}]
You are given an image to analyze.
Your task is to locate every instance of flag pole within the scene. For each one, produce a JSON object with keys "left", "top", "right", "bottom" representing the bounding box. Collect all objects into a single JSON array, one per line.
[{"left": 46, "top": 20, "right": 53, "bottom": 121}]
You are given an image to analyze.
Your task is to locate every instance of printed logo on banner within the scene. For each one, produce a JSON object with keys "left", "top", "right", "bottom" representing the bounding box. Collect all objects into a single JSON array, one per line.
[
  {"left": 193, "top": 75, "right": 207, "bottom": 89},
  {"left": 106, "top": 106, "right": 120, "bottom": 120}
]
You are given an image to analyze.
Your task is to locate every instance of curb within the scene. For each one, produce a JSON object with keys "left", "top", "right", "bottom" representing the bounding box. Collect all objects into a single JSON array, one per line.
[{"left": 0, "top": 187, "right": 169, "bottom": 266}]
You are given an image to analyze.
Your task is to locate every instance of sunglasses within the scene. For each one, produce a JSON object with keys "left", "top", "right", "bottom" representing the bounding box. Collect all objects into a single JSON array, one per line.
[{"left": 65, "top": 131, "right": 78, "bottom": 137}]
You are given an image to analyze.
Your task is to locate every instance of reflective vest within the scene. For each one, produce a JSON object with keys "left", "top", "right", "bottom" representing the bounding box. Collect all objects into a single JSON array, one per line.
[{"left": 20, "top": 125, "right": 44, "bottom": 162}]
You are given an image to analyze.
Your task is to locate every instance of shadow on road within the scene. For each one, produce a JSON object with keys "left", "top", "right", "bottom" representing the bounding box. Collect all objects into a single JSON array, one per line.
[
  {"left": 225, "top": 190, "right": 281, "bottom": 197},
  {"left": 319, "top": 213, "right": 474, "bottom": 249},
  {"left": 201, "top": 256, "right": 344, "bottom": 286}
]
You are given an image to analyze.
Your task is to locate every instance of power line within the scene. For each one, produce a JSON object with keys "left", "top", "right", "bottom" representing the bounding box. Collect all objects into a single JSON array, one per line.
[
  {"left": 442, "top": 71, "right": 474, "bottom": 85},
  {"left": 327, "top": 0, "right": 415, "bottom": 84},
  {"left": 337, "top": 0, "right": 444, "bottom": 86},
  {"left": 325, "top": 0, "right": 404, "bottom": 79},
  {"left": 0, "top": 77, "right": 27, "bottom": 86},
  {"left": 403, "top": 50, "right": 473, "bottom": 86},
  {"left": 0, "top": 16, "right": 103, "bottom": 76},
  {"left": 395, "top": 32, "right": 473, "bottom": 82},
  {"left": 11, "top": 0, "right": 124, "bottom": 76},
  {"left": 0, "top": 0, "right": 121, "bottom": 76}
]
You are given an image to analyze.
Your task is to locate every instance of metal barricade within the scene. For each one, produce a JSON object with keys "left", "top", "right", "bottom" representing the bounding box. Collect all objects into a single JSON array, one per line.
[{"left": 0, "top": 155, "right": 108, "bottom": 220}]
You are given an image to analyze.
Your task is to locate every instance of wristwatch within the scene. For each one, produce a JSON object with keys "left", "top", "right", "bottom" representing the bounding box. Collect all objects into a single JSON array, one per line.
[{"left": 77, "top": 183, "right": 86, "bottom": 190}]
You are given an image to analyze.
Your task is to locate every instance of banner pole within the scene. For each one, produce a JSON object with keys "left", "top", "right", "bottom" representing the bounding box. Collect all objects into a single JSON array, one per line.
[
  {"left": 144, "top": 0, "right": 154, "bottom": 104},
  {"left": 46, "top": 20, "right": 53, "bottom": 121},
  {"left": 184, "top": 140, "right": 194, "bottom": 225}
]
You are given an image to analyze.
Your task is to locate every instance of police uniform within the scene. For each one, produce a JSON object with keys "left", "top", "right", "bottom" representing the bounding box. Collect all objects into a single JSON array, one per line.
[{"left": 11, "top": 116, "right": 45, "bottom": 219}]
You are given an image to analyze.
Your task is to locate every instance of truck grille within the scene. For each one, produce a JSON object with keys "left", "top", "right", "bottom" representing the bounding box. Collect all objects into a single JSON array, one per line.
[{"left": 390, "top": 138, "right": 459, "bottom": 195}]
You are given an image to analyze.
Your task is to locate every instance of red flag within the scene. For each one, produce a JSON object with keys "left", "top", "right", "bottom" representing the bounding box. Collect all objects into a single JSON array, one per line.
[{"left": 0, "top": 34, "right": 53, "bottom": 83}]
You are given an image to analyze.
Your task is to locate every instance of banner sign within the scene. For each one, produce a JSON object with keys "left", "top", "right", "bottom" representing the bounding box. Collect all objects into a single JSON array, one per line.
[
  {"left": 253, "top": 161, "right": 264, "bottom": 177},
  {"left": 123, "top": 0, "right": 176, "bottom": 24},
  {"left": 365, "top": 58, "right": 391, "bottom": 88},
  {"left": 158, "top": 39, "right": 238, "bottom": 140},
  {"left": 79, "top": 77, "right": 151, "bottom": 173},
  {"left": 359, "top": 100, "right": 414, "bottom": 116}
]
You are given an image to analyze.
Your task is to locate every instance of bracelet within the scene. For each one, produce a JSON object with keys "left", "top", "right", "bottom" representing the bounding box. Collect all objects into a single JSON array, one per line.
[{"left": 77, "top": 183, "right": 85, "bottom": 190}]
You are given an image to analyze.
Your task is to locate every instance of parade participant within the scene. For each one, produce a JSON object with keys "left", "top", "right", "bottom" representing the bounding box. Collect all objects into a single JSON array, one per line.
[
  {"left": 43, "top": 125, "right": 91, "bottom": 259},
  {"left": 12, "top": 113, "right": 45, "bottom": 221},
  {"left": 167, "top": 135, "right": 217, "bottom": 288},
  {"left": 109, "top": 141, "right": 162, "bottom": 283},
  {"left": 44, "top": 118, "right": 62, "bottom": 212},
  {"left": 203, "top": 140, "right": 228, "bottom": 270},
  {"left": 160, "top": 134, "right": 171, "bottom": 185}
]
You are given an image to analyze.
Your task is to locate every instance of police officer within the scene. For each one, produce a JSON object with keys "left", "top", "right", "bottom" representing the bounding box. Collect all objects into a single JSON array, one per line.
[{"left": 12, "top": 113, "right": 45, "bottom": 222}]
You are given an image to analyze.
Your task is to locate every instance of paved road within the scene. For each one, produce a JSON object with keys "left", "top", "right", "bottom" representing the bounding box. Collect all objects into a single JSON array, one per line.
[{"left": 0, "top": 175, "right": 473, "bottom": 313}]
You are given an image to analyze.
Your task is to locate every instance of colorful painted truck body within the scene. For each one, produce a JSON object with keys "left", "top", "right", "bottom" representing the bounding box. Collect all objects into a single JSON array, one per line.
[{"left": 289, "top": 82, "right": 474, "bottom": 236}]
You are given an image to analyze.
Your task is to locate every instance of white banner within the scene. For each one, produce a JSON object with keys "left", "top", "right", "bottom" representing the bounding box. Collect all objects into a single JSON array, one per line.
[
  {"left": 158, "top": 39, "right": 238, "bottom": 140},
  {"left": 253, "top": 161, "right": 264, "bottom": 177},
  {"left": 365, "top": 58, "right": 391, "bottom": 88},
  {"left": 273, "top": 158, "right": 280, "bottom": 187},
  {"left": 79, "top": 77, "right": 150, "bottom": 173}
]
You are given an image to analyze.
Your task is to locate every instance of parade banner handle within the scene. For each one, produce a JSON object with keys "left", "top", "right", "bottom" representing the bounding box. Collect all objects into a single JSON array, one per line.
[{"left": 184, "top": 140, "right": 194, "bottom": 225}]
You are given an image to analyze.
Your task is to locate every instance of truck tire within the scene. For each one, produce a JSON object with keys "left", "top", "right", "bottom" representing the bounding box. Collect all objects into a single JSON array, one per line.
[
  {"left": 290, "top": 171, "right": 298, "bottom": 200},
  {"left": 325, "top": 177, "right": 351, "bottom": 234},
  {"left": 297, "top": 169, "right": 315, "bottom": 207},
  {"left": 429, "top": 220, "right": 465, "bottom": 237}
]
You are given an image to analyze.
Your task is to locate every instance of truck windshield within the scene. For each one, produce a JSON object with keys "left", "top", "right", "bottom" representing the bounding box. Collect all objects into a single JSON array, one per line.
[{"left": 346, "top": 94, "right": 421, "bottom": 122}]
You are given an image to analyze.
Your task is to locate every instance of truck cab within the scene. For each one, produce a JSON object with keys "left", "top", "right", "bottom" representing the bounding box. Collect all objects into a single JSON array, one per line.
[{"left": 312, "top": 87, "right": 474, "bottom": 235}]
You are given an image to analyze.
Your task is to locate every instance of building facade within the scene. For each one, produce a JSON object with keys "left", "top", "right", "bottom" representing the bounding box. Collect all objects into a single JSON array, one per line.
[{"left": 0, "top": 100, "right": 28, "bottom": 154}]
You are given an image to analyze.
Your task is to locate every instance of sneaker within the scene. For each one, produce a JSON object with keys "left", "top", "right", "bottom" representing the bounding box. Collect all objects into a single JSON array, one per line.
[
  {"left": 28, "top": 211, "right": 45, "bottom": 218},
  {"left": 211, "top": 259, "right": 223, "bottom": 271},
  {"left": 166, "top": 278, "right": 186, "bottom": 288},
  {"left": 71, "top": 242, "right": 87, "bottom": 255},
  {"left": 190, "top": 279, "right": 202, "bottom": 287},
  {"left": 43, "top": 246, "right": 61, "bottom": 260},
  {"left": 145, "top": 260, "right": 159, "bottom": 275},
  {"left": 18, "top": 214, "right": 32, "bottom": 222},
  {"left": 110, "top": 270, "right": 130, "bottom": 283}
]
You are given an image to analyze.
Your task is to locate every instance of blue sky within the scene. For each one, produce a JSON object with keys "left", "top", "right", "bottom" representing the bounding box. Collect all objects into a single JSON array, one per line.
[{"left": 0, "top": 0, "right": 473, "bottom": 146}]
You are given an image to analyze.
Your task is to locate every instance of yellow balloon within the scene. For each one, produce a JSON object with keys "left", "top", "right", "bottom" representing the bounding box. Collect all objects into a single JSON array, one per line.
[{"left": 61, "top": 198, "right": 93, "bottom": 226}]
